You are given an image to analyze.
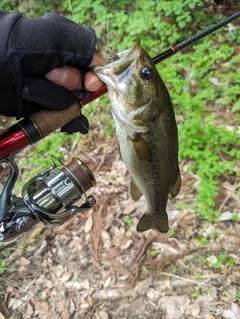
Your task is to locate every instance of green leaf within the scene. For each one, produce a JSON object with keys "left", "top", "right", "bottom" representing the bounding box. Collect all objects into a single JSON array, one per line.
[
  {"left": 178, "top": 21, "right": 186, "bottom": 28},
  {"left": 168, "top": 229, "right": 175, "bottom": 237},
  {"left": 142, "top": 265, "right": 148, "bottom": 272},
  {"left": 198, "top": 236, "right": 208, "bottom": 245},
  {"left": 188, "top": 3, "right": 196, "bottom": 9},
  {"left": 150, "top": 251, "right": 158, "bottom": 258},
  {"left": 123, "top": 216, "right": 133, "bottom": 227},
  {"left": 232, "top": 101, "right": 240, "bottom": 113},
  {"left": 227, "top": 256, "right": 235, "bottom": 267},
  {"left": 197, "top": 256, "right": 205, "bottom": 264}
]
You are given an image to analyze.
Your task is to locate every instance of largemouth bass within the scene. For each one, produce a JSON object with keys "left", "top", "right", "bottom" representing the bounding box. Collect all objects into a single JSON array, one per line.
[{"left": 93, "top": 42, "right": 181, "bottom": 233}]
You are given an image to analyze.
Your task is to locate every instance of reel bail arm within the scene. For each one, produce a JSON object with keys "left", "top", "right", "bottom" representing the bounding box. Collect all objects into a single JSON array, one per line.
[{"left": 0, "top": 155, "right": 96, "bottom": 242}]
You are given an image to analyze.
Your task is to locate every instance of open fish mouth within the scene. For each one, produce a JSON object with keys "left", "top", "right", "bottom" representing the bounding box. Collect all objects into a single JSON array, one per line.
[{"left": 94, "top": 42, "right": 142, "bottom": 76}]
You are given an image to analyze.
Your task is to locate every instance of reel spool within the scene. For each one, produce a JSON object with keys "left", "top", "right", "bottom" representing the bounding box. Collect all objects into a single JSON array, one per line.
[{"left": 0, "top": 156, "right": 96, "bottom": 242}]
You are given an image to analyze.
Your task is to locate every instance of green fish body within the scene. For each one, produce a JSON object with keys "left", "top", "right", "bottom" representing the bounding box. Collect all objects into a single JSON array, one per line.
[{"left": 93, "top": 42, "right": 181, "bottom": 233}]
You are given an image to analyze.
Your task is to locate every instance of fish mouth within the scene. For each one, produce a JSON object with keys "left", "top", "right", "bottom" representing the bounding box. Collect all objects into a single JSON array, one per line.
[
  {"left": 110, "top": 42, "right": 142, "bottom": 76},
  {"left": 115, "top": 41, "right": 141, "bottom": 59},
  {"left": 94, "top": 41, "right": 153, "bottom": 133},
  {"left": 93, "top": 42, "right": 141, "bottom": 76}
]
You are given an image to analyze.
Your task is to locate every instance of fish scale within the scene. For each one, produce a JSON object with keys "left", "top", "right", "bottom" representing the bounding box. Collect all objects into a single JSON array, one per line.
[{"left": 93, "top": 42, "right": 181, "bottom": 233}]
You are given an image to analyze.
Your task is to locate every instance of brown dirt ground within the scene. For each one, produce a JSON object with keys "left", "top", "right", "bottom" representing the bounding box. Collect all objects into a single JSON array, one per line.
[
  {"left": 0, "top": 2, "right": 240, "bottom": 317},
  {"left": 0, "top": 111, "right": 239, "bottom": 319}
]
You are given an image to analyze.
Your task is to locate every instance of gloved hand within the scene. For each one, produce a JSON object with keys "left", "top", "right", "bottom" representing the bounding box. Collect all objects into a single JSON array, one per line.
[{"left": 0, "top": 11, "right": 102, "bottom": 134}]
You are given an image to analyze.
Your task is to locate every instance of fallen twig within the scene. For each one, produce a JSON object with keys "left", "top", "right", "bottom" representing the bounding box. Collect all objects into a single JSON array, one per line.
[
  {"left": 159, "top": 271, "right": 215, "bottom": 287},
  {"left": 0, "top": 297, "right": 11, "bottom": 318}
]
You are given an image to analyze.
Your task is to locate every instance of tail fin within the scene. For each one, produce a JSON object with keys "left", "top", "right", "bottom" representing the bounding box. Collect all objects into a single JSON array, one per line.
[{"left": 136, "top": 212, "right": 169, "bottom": 233}]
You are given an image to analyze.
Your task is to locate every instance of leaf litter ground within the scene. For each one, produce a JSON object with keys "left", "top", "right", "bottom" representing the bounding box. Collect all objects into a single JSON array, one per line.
[
  {"left": 1, "top": 0, "right": 240, "bottom": 317},
  {"left": 0, "top": 112, "right": 239, "bottom": 319}
]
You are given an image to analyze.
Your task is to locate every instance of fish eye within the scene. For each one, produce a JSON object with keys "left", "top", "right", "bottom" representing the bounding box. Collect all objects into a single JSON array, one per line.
[{"left": 141, "top": 68, "right": 152, "bottom": 82}]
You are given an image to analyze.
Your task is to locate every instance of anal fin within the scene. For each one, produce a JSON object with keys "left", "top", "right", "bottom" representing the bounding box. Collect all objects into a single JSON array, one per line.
[
  {"left": 130, "top": 178, "right": 143, "bottom": 201},
  {"left": 170, "top": 171, "right": 181, "bottom": 198}
]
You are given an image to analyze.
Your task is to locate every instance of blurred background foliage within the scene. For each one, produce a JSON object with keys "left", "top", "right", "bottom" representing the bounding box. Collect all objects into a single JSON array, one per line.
[{"left": 0, "top": 0, "right": 239, "bottom": 222}]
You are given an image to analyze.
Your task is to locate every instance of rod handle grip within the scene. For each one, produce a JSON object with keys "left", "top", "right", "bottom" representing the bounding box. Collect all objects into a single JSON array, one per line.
[{"left": 28, "top": 102, "right": 82, "bottom": 138}]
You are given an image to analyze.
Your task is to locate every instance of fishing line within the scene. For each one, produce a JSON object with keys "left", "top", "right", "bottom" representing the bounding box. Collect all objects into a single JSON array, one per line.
[
  {"left": 75, "top": 114, "right": 99, "bottom": 143},
  {"left": 75, "top": 116, "right": 89, "bottom": 134},
  {"left": 84, "top": 12, "right": 240, "bottom": 105},
  {"left": 106, "top": 10, "right": 133, "bottom": 49}
]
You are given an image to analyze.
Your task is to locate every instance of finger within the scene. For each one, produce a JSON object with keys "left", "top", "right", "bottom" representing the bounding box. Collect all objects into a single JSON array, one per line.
[
  {"left": 45, "top": 66, "right": 82, "bottom": 90},
  {"left": 85, "top": 71, "right": 104, "bottom": 91}
]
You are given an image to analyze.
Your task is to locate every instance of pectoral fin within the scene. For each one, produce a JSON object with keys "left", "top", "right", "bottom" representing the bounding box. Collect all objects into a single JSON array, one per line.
[
  {"left": 128, "top": 133, "right": 152, "bottom": 162},
  {"left": 170, "top": 171, "right": 181, "bottom": 198},
  {"left": 130, "top": 178, "right": 143, "bottom": 201}
]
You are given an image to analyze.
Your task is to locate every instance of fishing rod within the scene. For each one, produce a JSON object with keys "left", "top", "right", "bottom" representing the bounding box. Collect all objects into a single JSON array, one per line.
[
  {"left": 0, "top": 14, "right": 239, "bottom": 318},
  {"left": 0, "top": 11, "right": 239, "bottom": 159},
  {"left": 153, "top": 10, "right": 240, "bottom": 64},
  {"left": 83, "top": 11, "right": 240, "bottom": 104},
  {"left": 0, "top": 11, "right": 239, "bottom": 244}
]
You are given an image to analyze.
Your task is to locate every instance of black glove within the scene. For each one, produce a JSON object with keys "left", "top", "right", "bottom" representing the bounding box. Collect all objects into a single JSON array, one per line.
[{"left": 0, "top": 11, "right": 96, "bottom": 133}]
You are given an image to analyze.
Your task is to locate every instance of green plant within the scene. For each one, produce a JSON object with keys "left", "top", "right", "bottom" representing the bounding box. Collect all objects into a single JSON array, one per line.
[
  {"left": 198, "top": 236, "right": 208, "bottom": 245},
  {"left": 18, "top": 132, "right": 81, "bottom": 179},
  {"left": 0, "top": 257, "right": 14, "bottom": 275},
  {"left": 150, "top": 250, "right": 158, "bottom": 258},
  {"left": 197, "top": 256, "right": 205, "bottom": 264},
  {"left": 0, "top": 0, "right": 18, "bottom": 11},
  {"left": 172, "top": 267, "right": 177, "bottom": 274},
  {"left": 192, "top": 291, "right": 201, "bottom": 298},
  {"left": 0, "top": 260, "right": 6, "bottom": 275},
  {"left": 3, "top": 0, "right": 239, "bottom": 225},
  {"left": 208, "top": 253, "right": 227, "bottom": 269},
  {"left": 168, "top": 229, "right": 175, "bottom": 237},
  {"left": 232, "top": 214, "right": 239, "bottom": 222},
  {"left": 123, "top": 216, "right": 133, "bottom": 227},
  {"left": 211, "top": 231, "right": 218, "bottom": 238},
  {"left": 232, "top": 101, "right": 240, "bottom": 113},
  {"left": 192, "top": 289, "right": 205, "bottom": 298},
  {"left": 62, "top": 0, "right": 240, "bottom": 224},
  {"left": 141, "top": 265, "right": 148, "bottom": 272},
  {"left": 177, "top": 203, "right": 185, "bottom": 211},
  {"left": 0, "top": 0, "right": 61, "bottom": 17},
  {"left": 226, "top": 256, "right": 235, "bottom": 267}
]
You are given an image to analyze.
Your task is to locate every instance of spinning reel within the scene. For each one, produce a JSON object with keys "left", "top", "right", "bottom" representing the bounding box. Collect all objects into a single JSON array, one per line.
[
  {"left": 0, "top": 155, "right": 96, "bottom": 242},
  {"left": 1, "top": 11, "right": 239, "bottom": 242}
]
